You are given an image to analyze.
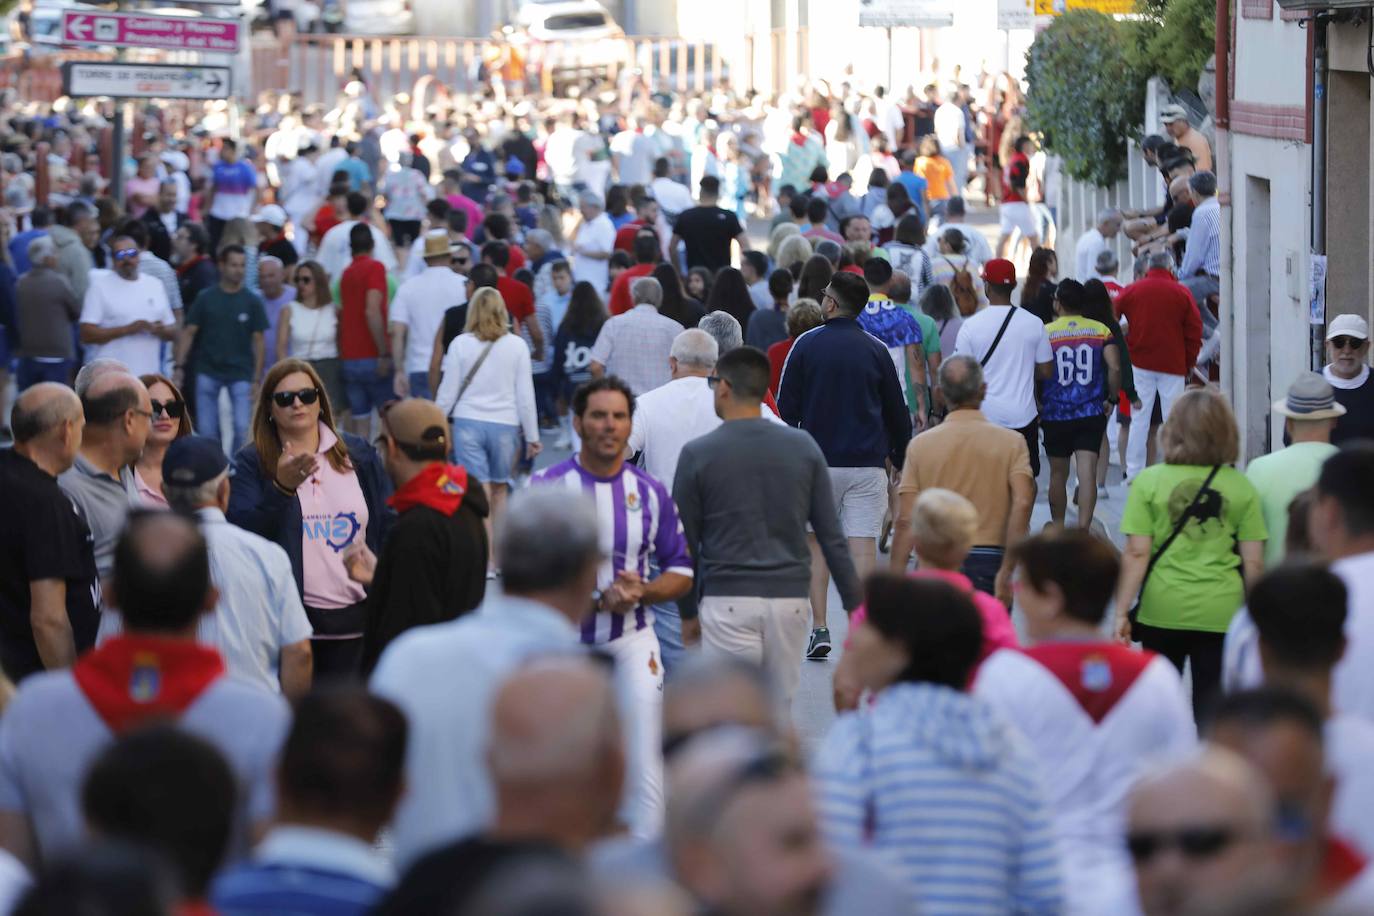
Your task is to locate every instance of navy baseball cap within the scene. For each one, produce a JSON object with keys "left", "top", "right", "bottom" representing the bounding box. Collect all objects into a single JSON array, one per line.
[{"left": 163, "top": 435, "right": 230, "bottom": 488}]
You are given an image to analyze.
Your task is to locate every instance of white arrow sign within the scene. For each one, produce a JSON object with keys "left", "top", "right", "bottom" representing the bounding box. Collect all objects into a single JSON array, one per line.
[{"left": 62, "top": 62, "right": 233, "bottom": 100}]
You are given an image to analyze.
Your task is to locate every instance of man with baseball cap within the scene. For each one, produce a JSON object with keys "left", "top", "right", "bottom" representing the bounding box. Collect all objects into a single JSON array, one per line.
[
  {"left": 389, "top": 230, "right": 469, "bottom": 400},
  {"left": 98, "top": 435, "right": 315, "bottom": 699},
  {"left": 1246, "top": 373, "right": 1343, "bottom": 566},
  {"left": 1324, "top": 314, "right": 1374, "bottom": 444},
  {"left": 1161, "top": 103, "right": 1212, "bottom": 172},
  {"left": 253, "top": 204, "right": 297, "bottom": 267},
  {"left": 953, "top": 258, "right": 1053, "bottom": 482},
  {"left": 343, "top": 398, "right": 489, "bottom": 675}
]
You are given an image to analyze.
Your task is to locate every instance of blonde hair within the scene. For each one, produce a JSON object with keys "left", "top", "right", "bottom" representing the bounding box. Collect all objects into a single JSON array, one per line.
[
  {"left": 768, "top": 221, "right": 800, "bottom": 260},
  {"left": 911, "top": 488, "right": 978, "bottom": 569},
  {"left": 465, "top": 287, "right": 511, "bottom": 342},
  {"left": 1159, "top": 389, "right": 1240, "bottom": 466},
  {"left": 775, "top": 234, "right": 813, "bottom": 271}
]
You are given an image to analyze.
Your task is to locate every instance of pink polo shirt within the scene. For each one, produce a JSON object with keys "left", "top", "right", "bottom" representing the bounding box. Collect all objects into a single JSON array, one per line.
[
  {"left": 297, "top": 424, "right": 369, "bottom": 613},
  {"left": 133, "top": 468, "right": 168, "bottom": 509},
  {"left": 848, "top": 568, "right": 1019, "bottom": 668}
]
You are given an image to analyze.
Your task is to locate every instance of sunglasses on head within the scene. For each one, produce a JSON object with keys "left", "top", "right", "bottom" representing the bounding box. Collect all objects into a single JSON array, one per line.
[
  {"left": 112, "top": 247, "right": 139, "bottom": 261},
  {"left": 1126, "top": 826, "right": 1240, "bottom": 863},
  {"left": 150, "top": 398, "right": 184, "bottom": 419},
  {"left": 272, "top": 387, "right": 320, "bottom": 408},
  {"left": 1331, "top": 336, "right": 1366, "bottom": 351}
]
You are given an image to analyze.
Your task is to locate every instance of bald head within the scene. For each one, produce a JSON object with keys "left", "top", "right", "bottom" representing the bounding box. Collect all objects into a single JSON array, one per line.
[
  {"left": 74, "top": 357, "right": 129, "bottom": 398},
  {"left": 939, "top": 354, "right": 985, "bottom": 410},
  {"left": 12, "top": 383, "right": 81, "bottom": 444},
  {"left": 82, "top": 372, "right": 147, "bottom": 426},
  {"left": 111, "top": 511, "right": 214, "bottom": 632},
  {"left": 1169, "top": 175, "right": 1192, "bottom": 204},
  {"left": 664, "top": 656, "right": 776, "bottom": 755}
]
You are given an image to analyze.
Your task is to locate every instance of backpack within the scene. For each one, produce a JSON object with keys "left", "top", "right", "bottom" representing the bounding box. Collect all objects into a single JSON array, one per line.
[{"left": 942, "top": 256, "right": 978, "bottom": 316}]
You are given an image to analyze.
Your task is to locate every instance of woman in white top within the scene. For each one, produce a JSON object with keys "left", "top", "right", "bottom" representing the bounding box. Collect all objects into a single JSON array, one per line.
[
  {"left": 435, "top": 287, "right": 540, "bottom": 572},
  {"left": 276, "top": 259, "right": 344, "bottom": 411}
]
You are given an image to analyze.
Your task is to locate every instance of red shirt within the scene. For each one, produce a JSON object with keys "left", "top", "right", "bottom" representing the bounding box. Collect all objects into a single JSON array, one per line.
[
  {"left": 768, "top": 336, "right": 796, "bottom": 397},
  {"left": 495, "top": 275, "right": 534, "bottom": 324},
  {"left": 614, "top": 220, "right": 647, "bottom": 253},
  {"left": 1114, "top": 268, "right": 1203, "bottom": 376},
  {"left": 313, "top": 204, "right": 341, "bottom": 244},
  {"left": 339, "top": 255, "right": 388, "bottom": 359},
  {"left": 1002, "top": 152, "right": 1030, "bottom": 204},
  {"left": 607, "top": 263, "right": 657, "bottom": 315},
  {"left": 504, "top": 244, "right": 527, "bottom": 278}
]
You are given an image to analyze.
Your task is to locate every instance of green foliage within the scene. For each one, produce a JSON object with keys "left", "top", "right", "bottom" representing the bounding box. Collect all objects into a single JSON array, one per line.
[
  {"left": 1130, "top": 0, "right": 1218, "bottom": 96},
  {"left": 1024, "top": 10, "right": 1150, "bottom": 187}
]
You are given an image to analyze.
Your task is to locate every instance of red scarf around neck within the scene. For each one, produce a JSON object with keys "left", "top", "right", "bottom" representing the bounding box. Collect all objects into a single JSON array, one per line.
[
  {"left": 387, "top": 463, "right": 469, "bottom": 517},
  {"left": 73, "top": 634, "right": 226, "bottom": 734}
]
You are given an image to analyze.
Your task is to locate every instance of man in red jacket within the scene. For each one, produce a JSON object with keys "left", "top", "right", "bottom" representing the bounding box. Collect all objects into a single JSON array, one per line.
[{"left": 1115, "top": 250, "right": 1203, "bottom": 481}]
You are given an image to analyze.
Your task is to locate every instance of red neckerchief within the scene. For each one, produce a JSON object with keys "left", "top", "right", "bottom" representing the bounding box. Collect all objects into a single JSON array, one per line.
[
  {"left": 266, "top": 231, "right": 288, "bottom": 249},
  {"left": 387, "top": 463, "right": 469, "bottom": 517},
  {"left": 1317, "top": 836, "right": 1368, "bottom": 900},
  {"left": 72, "top": 635, "right": 226, "bottom": 734},
  {"left": 790, "top": 132, "right": 808, "bottom": 147},
  {"left": 177, "top": 901, "right": 219, "bottom": 916},
  {"left": 175, "top": 253, "right": 206, "bottom": 278}
]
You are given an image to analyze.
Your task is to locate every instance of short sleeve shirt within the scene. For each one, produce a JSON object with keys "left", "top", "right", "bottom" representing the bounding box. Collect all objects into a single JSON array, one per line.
[
  {"left": 1041, "top": 316, "right": 1112, "bottom": 422},
  {"left": 857, "top": 295, "right": 922, "bottom": 400},
  {"left": 953, "top": 306, "right": 1053, "bottom": 429},
  {"left": 186, "top": 286, "right": 269, "bottom": 381},
  {"left": 0, "top": 452, "right": 98, "bottom": 682},
  {"left": 78, "top": 272, "right": 175, "bottom": 377},
  {"left": 1121, "top": 464, "right": 1267, "bottom": 633},
  {"left": 495, "top": 276, "right": 535, "bottom": 324},
  {"left": 209, "top": 160, "right": 257, "bottom": 220},
  {"left": 339, "top": 256, "right": 389, "bottom": 359},
  {"left": 673, "top": 206, "right": 743, "bottom": 272}
]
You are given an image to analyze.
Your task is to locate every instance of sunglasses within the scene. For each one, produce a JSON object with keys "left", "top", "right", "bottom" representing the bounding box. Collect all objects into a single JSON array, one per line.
[
  {"left": 295, "top": 274, "right": 313, "bottom": 285},
  {"left": 272, "top": 387, "right": 320, "bottom": 408},
  {"left": 1330, "top": 336, "right": 1366, "bottom": 351},
  {"left": 150, "top": 398, "right": 185, "bottom": 419},
  {"left": 112, "top": 247, "right": 139, "bottom": 261},
  {"left": 1126, "top": 826, "right": 1239, "bottom": 863}
]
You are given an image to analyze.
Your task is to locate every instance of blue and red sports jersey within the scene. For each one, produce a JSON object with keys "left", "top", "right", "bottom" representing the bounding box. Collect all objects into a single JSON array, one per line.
[{"left": 1041, "top": 316, "right": 1112, "bottom": 422}]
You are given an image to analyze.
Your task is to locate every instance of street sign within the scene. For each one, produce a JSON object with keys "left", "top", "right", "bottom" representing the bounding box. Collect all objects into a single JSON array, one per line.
[
  {"left": 62, "top": 62, "right": 233, "bottom": 100},
  {"left": 858, "top": 0, "right": 956, "bottom": 28},
  {"left": 61, "top": 10, "right": 241, "bottom": 52},
  {"left": 1033, "top": 0, "right": 1134, "bottom": 13},
  {"left": 998, "top": 0, "right": 1035, "bottom": 29}
]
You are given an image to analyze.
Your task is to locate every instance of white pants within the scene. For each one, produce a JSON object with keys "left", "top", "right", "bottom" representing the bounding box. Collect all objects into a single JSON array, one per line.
[
  {"left": 1127, "top": 369, "right": 1185, "bottom": 481},
  {"left": 605, "top": 624, "right": 664, "bottom": 839},
  {"left": 700, "top": 595, "right": 811, "bottom": 720}
]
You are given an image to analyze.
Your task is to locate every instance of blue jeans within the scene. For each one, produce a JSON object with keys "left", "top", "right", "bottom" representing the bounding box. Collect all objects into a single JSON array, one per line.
[
  {"left": 407, "top": 371, "right": 431, "bottom": 400},
  {"left": 452, "top": 418, "right": 520, "bottom": 483},
  {"left": 17, "top": 358, "right": 72, "bottom": 390},
  {"left": 652, "top": 602, "right": 687, "bottom": 676},
  {"left": 196, "top": 376, "right": 252, "bottom": 455},
  {"left": 533, "top": 371, "right": 557, "bottom": 425},
  {"left": 342, "top": 358, "right": 394, "bottom": 417}
]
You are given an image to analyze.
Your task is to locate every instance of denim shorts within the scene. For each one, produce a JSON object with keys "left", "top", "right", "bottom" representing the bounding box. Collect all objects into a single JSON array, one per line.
[
  {"left": 452, "top": 418, "right": 520, "bottom": 484},
  {"left": 341, "top": 358, "right": 394, "bottom": 416}
]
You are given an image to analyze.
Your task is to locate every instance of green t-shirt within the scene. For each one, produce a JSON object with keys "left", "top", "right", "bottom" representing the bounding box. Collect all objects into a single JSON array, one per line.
[
  {"left": 1245, "top": 442, "right": 1338, "bottom": 568},
  {"left": 187, "top": 286, "right": 269, "bottom": 382},
  {"left": 1120, "top": 463, "right": 1268, "bottom": 633},
  {"left": 900, "top": 303, "right": 941, "bottom": 416}
]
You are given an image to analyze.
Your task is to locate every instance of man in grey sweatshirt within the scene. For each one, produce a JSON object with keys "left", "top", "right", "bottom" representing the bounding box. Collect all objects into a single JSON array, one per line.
[{"left": 672, "top": 345, "right": 862, "bottom": 714}]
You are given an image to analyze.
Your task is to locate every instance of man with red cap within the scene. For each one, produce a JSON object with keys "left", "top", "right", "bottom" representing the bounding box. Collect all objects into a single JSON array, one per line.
[
  {"left": 953, "top": 258, "right": 1053, "bottom": 481},
  {"left": 343, "top": 398, "right": 490, "bottom": 675}
]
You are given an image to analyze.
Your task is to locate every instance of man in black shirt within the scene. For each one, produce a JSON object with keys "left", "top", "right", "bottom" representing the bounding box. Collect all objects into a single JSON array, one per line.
[
  {"left": 670, "top": 175, "right": 751, "bottom": 273},
  {"left": 344, "top": 398, "right": 489, "bottom": 675},
  {"left": 0, "top": 383, "right": 98, "bottom": 680}
]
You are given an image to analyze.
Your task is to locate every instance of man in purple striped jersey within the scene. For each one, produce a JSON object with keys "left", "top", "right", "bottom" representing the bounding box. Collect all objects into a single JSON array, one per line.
[{"left": 531, "top": 375, "right": 693, "bottom": 840}]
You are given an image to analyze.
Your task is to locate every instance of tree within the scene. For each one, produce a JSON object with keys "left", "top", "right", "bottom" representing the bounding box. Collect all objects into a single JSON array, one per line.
[
  {"left": 1131, "top": 0, "right": 1218, "bottom": 96},
  {"left": 1025, "top": 10, "right": 1151, "bottom": 186}
]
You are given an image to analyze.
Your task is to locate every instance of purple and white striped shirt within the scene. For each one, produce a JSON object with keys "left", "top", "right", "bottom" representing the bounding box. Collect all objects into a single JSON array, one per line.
[{"left": 531, "top": 457, "right": 694, "bottom": 645}]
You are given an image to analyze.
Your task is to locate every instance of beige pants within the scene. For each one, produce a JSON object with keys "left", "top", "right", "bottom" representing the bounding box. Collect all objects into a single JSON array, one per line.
[{"left": 699, "top": 595, "right": 811, "bottom": 717}]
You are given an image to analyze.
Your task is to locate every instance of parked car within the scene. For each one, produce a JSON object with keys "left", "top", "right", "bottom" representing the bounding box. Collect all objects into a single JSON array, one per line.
[{"left": 516, "top": 0, "right": 627, "bottom": 85}]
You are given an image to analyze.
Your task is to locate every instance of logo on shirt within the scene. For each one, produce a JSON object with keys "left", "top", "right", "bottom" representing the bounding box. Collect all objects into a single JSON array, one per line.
[
  {"left": 1080, "top": 654, "right": 1113, "bottom": 693},
  {"left": 237, "top": 312, "right": 249, "bottom": 322},
  {"left": 129, "top": 652, "right": 161, "bottom": 702},
  {"left": 304, "top": 511, "right": 362, "bottom": 553},
  {"left": 625, "top": 491, "right": 642, "bottom": 513}
]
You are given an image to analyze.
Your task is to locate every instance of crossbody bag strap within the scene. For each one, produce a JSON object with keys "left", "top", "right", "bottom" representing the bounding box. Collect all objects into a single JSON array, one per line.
[
  {"left": 448, "top": 340, "right": 497, "bottom": 420},
  {"left": 1141, "top": 464, "right": 1223, "bottom": 586},
  {"left": 979, "top": 306, "right": 1018, "bottom": 368}
]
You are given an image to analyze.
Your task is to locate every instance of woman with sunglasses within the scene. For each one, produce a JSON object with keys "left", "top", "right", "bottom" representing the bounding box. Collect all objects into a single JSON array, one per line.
[
  {"left": 228, "top": 358, "right": 391, "bottom": 680},
  {"left": 276, "top": 260, "right": 345, "bottom": 413},
  {"left": 974, "top": 529, "right": 1194, "bottom": 916},
  {"left": 133, "top": 373, "right": 194, "bottom": 508}
]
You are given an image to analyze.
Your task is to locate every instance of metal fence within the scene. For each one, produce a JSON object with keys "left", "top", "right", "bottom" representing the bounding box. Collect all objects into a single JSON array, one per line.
[{"left": 251, "top": 33, "right": 731, "bottom": 107}]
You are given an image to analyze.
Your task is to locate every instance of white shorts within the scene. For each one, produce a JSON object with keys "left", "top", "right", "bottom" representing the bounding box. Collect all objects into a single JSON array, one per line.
[
  {"left": 828, "top": 467, "right": 888, "bottom": 539},
  {"left": 999, "top": 201, "right": 1039, "bottom": 239}
]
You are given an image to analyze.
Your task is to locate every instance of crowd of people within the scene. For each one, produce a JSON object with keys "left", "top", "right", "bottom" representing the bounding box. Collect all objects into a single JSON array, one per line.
[{"left": 0, "top": 54, "right": 1370, "bottom": 916}]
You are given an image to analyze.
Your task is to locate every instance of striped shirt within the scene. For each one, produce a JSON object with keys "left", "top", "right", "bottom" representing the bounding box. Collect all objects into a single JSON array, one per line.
[
  {"left": 814, "top": 682, "right": 1065, "bottom": 915},
  {"left": 531, "top": 457, "right": 693, "bottom": 644},
  {"left": 588, "top": 305, "right": 685, "bottom": 395},
  {"left": 1179, "top": 196, "right": 1220, "bottom": 279}
]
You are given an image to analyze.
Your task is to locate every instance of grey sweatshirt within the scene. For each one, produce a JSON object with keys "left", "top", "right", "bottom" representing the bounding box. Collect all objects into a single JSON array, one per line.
[{"left": 672, "top": 417, "right": 863, "bottom": 612}]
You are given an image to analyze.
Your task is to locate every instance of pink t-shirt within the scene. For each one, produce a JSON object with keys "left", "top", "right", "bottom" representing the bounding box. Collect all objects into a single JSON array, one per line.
[
  {"left": 848, "top": 568, "right": 1019, "bottom": 668},
  {"left": 297, "top": 423, "right": 369, "bottom": 613},
  {"left": 133, "top": 468, "right": 168, "bottom": 509}
]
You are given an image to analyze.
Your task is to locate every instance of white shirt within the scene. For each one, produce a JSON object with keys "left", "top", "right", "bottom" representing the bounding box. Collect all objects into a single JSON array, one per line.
[
  {"left": 369, "top": 592, "right": 579, "bottom": 866},
  {"left": 925, "top": 224, "right": 995, "bottom": 266},
  {"left": 543, "top": 126, "right": 583, "bottom": 187},
  {"left": 282, "top": 302, "right": 339, "bottom": 360},
  {"left": 247, "top": 824, "right": 394, "bottom": 888},
  {"left": 1325, "top": 364, "right": 1370, "bottom": 390},
  {"left": 975, "top": 646, "right": 1195, "bottom": 916},
  {"left": 1074, "top": 227, "right": 1110, "bottom": 283},
  {"left": 934, "top": 102, "right": 966, "bottom": 150},
  {"left": 748, "top": 279, "right": 774, "bottom": 311},
  {"left": 649, "top": 177, "right": 695, "bottom": 217},
  {"left": 434, "top": 332, "right": 538, "bottom": 441},
  {"left": 1327, "top": 714, "right": 1374, "bottom": 858},
  {"left": 318, "top": 219, "right": 397, "bottom": 281},
  {"left": 627, "top": 376, "right": 783, "bottom": 488},
  {"left": 315, "top": 147, "right": 348, "bottom": 197},
  {"left": 78, "top": 270, "right": 175, "bottom": 377},
  {"left": 281, "top": 156, "right": 320, "bottom": 217},
  {"left": 953, "top": 305, "right": 1052, "bottom": 429},
  {"left": 572, "top": 212, "right": 616, "bottom": 293},
  {"left": 611, "top": 130, "right": 656, "bottom": 186},
  {"left": 1331, "top": 551, "right": 1374, "bottom": 724},
  {"left": 390, "top": 267, "right": 468, "bottom": 374}
]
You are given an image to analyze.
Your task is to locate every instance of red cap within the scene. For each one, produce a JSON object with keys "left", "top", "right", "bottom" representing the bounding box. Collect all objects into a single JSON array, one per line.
[{"left": 981, "top": 258, "right": 1017, "bottom": 285}]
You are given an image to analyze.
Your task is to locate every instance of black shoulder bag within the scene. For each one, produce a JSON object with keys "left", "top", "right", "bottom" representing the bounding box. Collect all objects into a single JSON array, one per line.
[
  {"left": 1127, "top": 464, "right": 1222, "bottom": 641},
  {"left": 979, "top": 306, "right": 1018, "bottom": 368}
]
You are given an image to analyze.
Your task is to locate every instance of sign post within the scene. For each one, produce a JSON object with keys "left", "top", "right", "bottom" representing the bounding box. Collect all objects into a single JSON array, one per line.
[
  {"left": 61, "top": 62, "right": 234, "bottom": 100},
  {"left": 60, "top": 10, "right": 241, "bottom": 53}
]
